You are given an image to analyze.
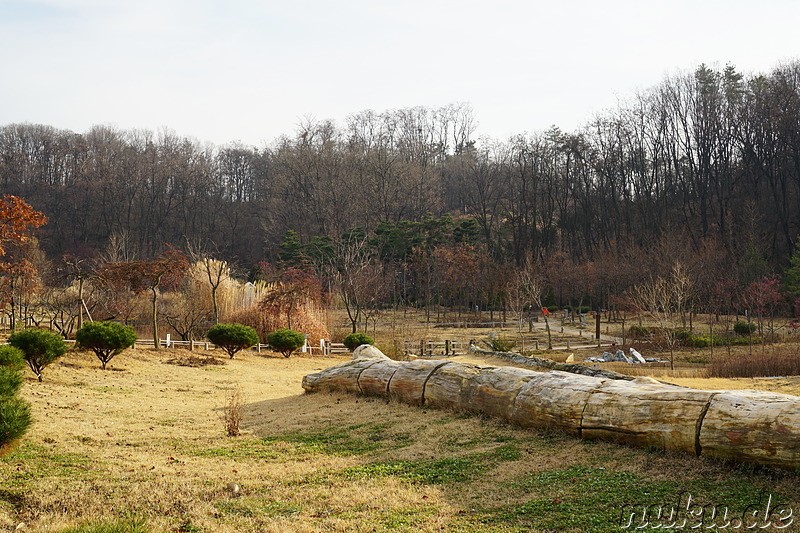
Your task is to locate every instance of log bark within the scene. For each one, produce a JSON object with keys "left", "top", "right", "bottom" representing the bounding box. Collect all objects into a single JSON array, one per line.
[{"left": 301, "top": 346, "right": 800, "bottom": 468}]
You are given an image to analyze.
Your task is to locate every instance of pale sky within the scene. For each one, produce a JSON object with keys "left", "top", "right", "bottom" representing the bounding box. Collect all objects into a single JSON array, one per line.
[{"left": 2, "top": 0, "right": 799, "bottom": 148}]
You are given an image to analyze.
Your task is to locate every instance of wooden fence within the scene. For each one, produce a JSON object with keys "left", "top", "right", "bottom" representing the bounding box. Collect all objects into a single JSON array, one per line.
[{"left": 403, "top": 339, "right": 471, "bottom": 357}]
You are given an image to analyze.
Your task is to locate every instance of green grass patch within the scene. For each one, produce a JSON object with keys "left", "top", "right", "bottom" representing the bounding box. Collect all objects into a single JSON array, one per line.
[
  {"left": 189, "top": 424, "right": 413, "bottom": 463},
  {"left": 301, "top": 442, "right": 523, "bottom": 487},
  {"left": 215, "top": 498, "right": 302, "bottom": 519},
  {"left": 0, "top": 442, "right": 95, "bottom": 486},
  {"left": 57, "top": 517, "right": 151, "bottom": 533},
  {"left": 465, "top": 465, "right": 796, "bottom": 532},
  {"left": 342, "top": 456, "right": 480, "bottom": 485},
  {"left": 376, "top": 507, "right": 439, "bottom": 531},
  {"left": 263, "top": 423, "right": 411, "bottom": 456}
]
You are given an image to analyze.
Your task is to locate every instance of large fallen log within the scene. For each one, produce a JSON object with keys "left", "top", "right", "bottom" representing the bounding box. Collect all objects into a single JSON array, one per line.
[{"left": 301, "top": 346, "right": 800, "bottom": 468}]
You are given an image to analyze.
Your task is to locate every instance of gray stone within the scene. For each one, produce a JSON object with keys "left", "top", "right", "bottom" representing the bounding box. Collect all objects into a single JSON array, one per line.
[
  {"left": 613, "top": 350, "right": 632, "bottom": 363},
  {"left": 629, "top": 348, "right": 646, "bottom": 364}
]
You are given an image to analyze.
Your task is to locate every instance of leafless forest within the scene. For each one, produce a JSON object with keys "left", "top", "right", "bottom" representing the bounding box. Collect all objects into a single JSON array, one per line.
[{"left": 4, "top": 62, "right": 800, "bottom": 317}]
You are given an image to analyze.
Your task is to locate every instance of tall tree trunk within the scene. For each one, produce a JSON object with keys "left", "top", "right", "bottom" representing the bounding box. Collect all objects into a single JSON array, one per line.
[{"left": 151, "top": 286, "right": 159, "bottom": 351}]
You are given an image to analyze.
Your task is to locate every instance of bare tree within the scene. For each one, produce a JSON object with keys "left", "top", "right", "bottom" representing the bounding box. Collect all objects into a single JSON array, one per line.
[
  {"left": 629, "top": 263, "right": 694, "bottom": 370},
  {"left": 327, "top": 233, "right": 386, "bottom": 333},
  {"left": 187, "top": 241, "right": 231, "bottom": 324},
  {"left": 506, "top": 259, "right": 551, "bottom": 349}
]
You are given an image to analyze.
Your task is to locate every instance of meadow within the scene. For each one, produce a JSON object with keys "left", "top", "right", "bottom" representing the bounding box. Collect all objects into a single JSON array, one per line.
[{"left": 1, "top": 339, "right": 799, "bottom": 532}]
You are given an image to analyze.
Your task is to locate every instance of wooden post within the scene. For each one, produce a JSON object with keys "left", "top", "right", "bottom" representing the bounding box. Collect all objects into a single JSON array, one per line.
[
  {"left": 445, "top": 339, "right": 451, "bottom": 356},
  {"left": 595, "top": 312, "right": 601, "bottom": 340},
  {"left": 709, "top": 322, "right": 713, "bottom": 358}
]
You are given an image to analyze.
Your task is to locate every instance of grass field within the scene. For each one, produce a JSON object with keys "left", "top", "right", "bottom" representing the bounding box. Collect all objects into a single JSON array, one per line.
[{"left": 2, "top": 344, "right": 800, "bottom": 532}]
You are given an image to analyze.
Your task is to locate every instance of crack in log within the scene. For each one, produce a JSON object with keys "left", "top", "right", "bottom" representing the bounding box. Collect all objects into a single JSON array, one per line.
[
  {"left": 420, "top": 362, "right": 455, "bottom": 405},
  {"left": 578, "top": 383, "right": 607, "bottom": 438},
  {"left": 354, "top": 360, "right": 383, "bottom": 394},
  {"left": 384, "top": 367, "right": 403, "bottom": 397},
  {"left": 695, "top": 392, "right": 718, "bottom": 457}
]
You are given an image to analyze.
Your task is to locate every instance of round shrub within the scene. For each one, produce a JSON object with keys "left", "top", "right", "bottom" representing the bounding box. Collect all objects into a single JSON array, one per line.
[
  {"left": 486, "top": 337, "right": 516, "bottom": 353},
  {"left": 266, "top": 328, "right": 305, "bottom": 358},
  {"left": 733, "top": 321, "right": 757, "bottom": 336},
  {"left": 0, "top": 367, "right": 23, "bottom": 397},
  {"left": 0, "top": 396, "right": 31, "bottom": 457},
  {"left": 0, "top": 345, "right": 25, "bottom": 371},
  {"left": 76, "top": 321, "right": 138, "bottom": 370},
  {"left": 9, "top": 328, "right": 67, "bottom": 382},
  {"left": 343, "top": 333, "right": 374, "bottom": 351},
  {"left": 207, "top": 323, "right": 260, "bottom": 359},
  {"left": 627, "top": 325, "right": 650, "bottom": 339},
  {"left": 671, "top": 329, "right": 693, "bottom": 342},
  {"left": 0, "top": 345, "right": 31, "bottom": 457}
]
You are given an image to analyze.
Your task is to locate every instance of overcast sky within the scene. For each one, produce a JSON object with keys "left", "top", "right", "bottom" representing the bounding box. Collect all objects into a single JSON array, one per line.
[{"left": 2, "top": 0, "right": 799, "bottom": 147}]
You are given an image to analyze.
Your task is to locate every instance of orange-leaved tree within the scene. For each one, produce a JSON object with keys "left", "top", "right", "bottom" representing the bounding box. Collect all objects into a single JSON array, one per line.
[
  {"left": 0, "top": 195, "right": 46, "bottom": 455},
  {"left": 0, "top": 196, "right": 47, "bottom": 257},
  {"left": 0, "top": 196, "right": 47, "bottom": 332}
]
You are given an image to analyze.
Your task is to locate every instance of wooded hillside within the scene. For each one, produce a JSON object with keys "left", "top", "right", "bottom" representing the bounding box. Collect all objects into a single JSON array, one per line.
[{"left": 3, "top": 62, "right": 800, "bottom": 311}]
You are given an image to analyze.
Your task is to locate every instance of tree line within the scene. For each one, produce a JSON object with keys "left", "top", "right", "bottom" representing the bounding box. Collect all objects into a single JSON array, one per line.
[{"left": 4, "top": 62, "right": 800, "bottom": 317}]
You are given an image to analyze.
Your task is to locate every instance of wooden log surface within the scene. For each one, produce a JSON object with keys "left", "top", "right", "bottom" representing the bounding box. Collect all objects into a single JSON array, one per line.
[{"left": 301, "top": 346, "right": 800, "bottom": 468}]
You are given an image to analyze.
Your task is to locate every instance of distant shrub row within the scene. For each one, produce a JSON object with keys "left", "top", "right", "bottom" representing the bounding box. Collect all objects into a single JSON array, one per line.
[
  {"left": 628, "top": 322, "right": 759, "bottom": 345},
  {"left": 545, "top": 305, "right": 592, "bottom": 314}
]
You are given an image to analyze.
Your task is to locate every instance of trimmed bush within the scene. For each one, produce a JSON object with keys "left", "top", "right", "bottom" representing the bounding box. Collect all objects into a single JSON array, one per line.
[
  {"left": 343, "top": 333, "right": 374, "bottom": 351},
  {"left": 576, "top": 306, "right": 591, "bottom": 314},
  {"left": 627, "top": 325, "right": 650, "bottom": 339},
  {"left": 733, "top": 321, "right": 757, "bottom": 336},
  {"left": 671, "top": 329, "right": 693, "bottom": 342},
  {"left": 207, "top": 323, "right": 260, "bottom": 359},
  {"left": 676, "top": 332, "right": 759, "bottom": 348},
  {"left": 486, "top": 337, "right": 517, "bottom": 352},
  {"left": 0, "top": 367, "right": 23, "bottom": 397},
  {"left": 9, "top": 328, "right": 67, "bottom": 382},
  {"left": 0, "top": 345, "right": 31, "bottom": 457},
  {"left": 0, "top": 345, "right": 24, "bottom": 371},
  {"left": 0, "top": 396, "right": 31, "bottom": 457},
  {"left": 266, "top": 328, "right": 305, "bottom": 358},
  {"left": 76, "top": 321, "right": 138, "bottom": 370}
]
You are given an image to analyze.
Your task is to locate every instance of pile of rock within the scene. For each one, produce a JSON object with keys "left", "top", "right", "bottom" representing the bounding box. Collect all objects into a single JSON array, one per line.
[{"left": 585, "top": 348, "right": 660, "bottom": 364}]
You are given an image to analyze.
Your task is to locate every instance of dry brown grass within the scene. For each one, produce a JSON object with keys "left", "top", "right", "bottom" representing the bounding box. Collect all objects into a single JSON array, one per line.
[
  {"left": 2, "top": 344, "right": 799, "bottom": 532},
  {"left": 707, "top": 343, "right": 800, "bottom": 379}
]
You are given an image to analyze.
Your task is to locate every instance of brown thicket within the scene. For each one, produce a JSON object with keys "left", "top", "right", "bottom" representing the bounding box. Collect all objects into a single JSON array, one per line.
[{"left": 226, "top": 274, "right": 329, "bottom": 346}]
